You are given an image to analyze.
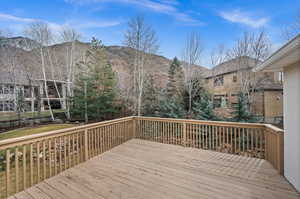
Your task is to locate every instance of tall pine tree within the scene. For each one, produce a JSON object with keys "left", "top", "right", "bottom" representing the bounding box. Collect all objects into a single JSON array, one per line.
[
  {"left": 192, "top": 91, "right": 217, "bottom": 120},
  {"left": 142, "top": 73, "right": 160, "bottom": 116},
  {"left": 231, "top": 91, "right": 257, "bottom": 122},
  {"left": 166, "top": 57, "right": 184, "bottom": 99},
  {"left": 71, "top": 38, "right": 117, "bottom": 121}
]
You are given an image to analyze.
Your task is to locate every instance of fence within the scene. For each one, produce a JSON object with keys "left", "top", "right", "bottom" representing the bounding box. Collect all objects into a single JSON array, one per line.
[{"left": 0, "top": 116, "right": 284, "bottom": 198}]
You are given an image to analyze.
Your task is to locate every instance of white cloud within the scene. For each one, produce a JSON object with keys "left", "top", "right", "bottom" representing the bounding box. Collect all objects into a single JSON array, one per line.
[
  {"left": 67, "top": 20, "right": 121, "bottom": 29},
  {"left": 219, "top": 9, "right": 269, "bottom": 28},
  {"left": 65, "top": 0, "right": 203, "bottom": 26},
  {"left": 0, "top": 13, "right": 36, "bottom": 23},
  {"left": 0, "top": 12, "right": 121, "bottom": 36}
]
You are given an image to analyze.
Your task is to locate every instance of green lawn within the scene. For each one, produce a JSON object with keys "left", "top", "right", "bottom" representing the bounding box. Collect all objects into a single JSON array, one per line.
[
  {"left": 0, "top": 124, "right": 77, "bottom": 141},
  {"left": 0, "top": 110, "right": 65, "bottom": 122}
]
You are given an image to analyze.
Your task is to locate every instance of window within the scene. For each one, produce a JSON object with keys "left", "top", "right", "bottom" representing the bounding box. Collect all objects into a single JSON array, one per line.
[
  {"left": 221, "top": 97, "right": 227, "bottom": 108},
  {"left": 278, "top": 72, "right": 284, "bottom": 82},
  {"left": 214, "top": 76, "right": 224, "bottom": 86},
  {"left": 233, "top": 74, "right": 237, "bottom": 82},
  {"left": 213, "top": 98, "right": 221, "bottom": 108}
]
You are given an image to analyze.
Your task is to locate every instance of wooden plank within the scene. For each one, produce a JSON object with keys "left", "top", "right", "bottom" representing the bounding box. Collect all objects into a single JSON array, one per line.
[{"left": 12, "top": 139, "right": 299, "bottom": 199}]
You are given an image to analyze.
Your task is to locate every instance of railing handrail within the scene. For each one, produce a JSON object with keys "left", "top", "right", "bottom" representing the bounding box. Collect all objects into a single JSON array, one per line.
[
  {"left": 137, "top": 116, "right": 284, "bottom": 131},
  {"left": 0, "top": 116, "right": 284, "bottom": 150},
  {"left": 0, "top": 116, "right": 134, "bottom": 150}
]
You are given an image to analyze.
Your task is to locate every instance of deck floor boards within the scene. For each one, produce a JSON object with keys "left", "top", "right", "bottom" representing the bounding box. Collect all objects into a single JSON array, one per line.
[{"left": 10, "top": 139, "right": 300, "bottom": 199}]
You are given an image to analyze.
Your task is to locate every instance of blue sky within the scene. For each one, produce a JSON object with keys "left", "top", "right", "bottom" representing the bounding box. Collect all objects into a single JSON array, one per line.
[{"left": 0, "top": 0, "right": 299, "bottom": 67}]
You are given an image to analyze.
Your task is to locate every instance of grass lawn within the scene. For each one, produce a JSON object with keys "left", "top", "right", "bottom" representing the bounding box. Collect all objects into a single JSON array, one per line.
[
  {"left": 0, "top": 124, "right": 77, "bottom": 141},
  {"left": 0, "top": 110, "right": 65, "bottom": 122}
]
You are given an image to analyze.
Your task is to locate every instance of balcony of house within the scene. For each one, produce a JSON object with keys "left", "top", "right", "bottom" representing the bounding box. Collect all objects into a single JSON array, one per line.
[{"left": 0, "top": 117, "right": 299, "bottom": 199}]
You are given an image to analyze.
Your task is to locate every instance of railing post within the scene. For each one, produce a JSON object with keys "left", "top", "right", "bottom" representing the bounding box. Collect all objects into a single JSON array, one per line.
[
  {"left": 84, "top": 129, "right": 89, "bottom": 161},
  {"left": 277, "top": 131, "right": 284, "bottom": 175},
  {"left": 183, "top": 122, "right": 186, "bottom": 147}
]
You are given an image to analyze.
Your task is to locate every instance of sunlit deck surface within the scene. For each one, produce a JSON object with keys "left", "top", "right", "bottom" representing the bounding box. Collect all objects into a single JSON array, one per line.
[{"left": 10, "top": 139, "right": 300, "bottom": 199}]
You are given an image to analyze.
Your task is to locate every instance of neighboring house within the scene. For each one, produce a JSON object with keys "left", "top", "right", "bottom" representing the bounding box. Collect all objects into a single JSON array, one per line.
[
  {"left": 0, "top": 45, "right": 68, "bottom": 113},
  {"left": 204, "top": 56, "right": 283, "bottom": 123},
  {"left": 253, "top": 34, "right": 300, "bottom": 192},
  {"left": 0, "top": 79, "right": 67, "bottom": 113}
]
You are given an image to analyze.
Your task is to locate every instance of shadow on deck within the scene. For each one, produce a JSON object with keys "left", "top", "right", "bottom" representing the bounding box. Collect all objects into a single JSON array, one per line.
[{"left": 9, "top": 139, "right": 300, "bottom": 199}]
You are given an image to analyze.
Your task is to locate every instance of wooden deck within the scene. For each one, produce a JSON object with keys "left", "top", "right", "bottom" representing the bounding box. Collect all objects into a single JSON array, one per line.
[{"left": 9, "top": 139, "right": 300, "bottom": 199}]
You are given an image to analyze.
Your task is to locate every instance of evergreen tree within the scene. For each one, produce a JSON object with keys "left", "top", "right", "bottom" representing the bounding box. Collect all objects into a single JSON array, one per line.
[
  {"left": 192, "top": 91, "right": 217, "bottom": 120},
  {"left": 166, "top": 57, "right": 184, "bottom": 98},
  {"left": 142, "top": 73, "right": 160, "bottom": 116},
  {"left": 156, "top": 99, "right": 186, "bottom": 118},
  {"left": 231, "top": 91, "right": 257, "bottom": 122},
  {"left": 71, "top": 38, "right": 117, "bottom": 121}
]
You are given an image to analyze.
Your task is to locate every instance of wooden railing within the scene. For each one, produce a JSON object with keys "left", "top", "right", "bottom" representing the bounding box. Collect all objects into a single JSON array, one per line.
[
  {"left": 136, "top": 117, "right": 284, "bottom": 174},
  {"left": 0, "top": 117, "right": 134, "bottom": 199},
  {"left": 0, "top": 116, "right": 284, "bottom": 198}
]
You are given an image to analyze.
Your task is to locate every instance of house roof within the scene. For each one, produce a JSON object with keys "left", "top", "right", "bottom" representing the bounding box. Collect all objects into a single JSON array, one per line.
[
  {"left": 253, "top": 34, "right": 300, "bottom": 72},
  {"left": 205, "top": 56, "right": 259, "bottom": 78}
]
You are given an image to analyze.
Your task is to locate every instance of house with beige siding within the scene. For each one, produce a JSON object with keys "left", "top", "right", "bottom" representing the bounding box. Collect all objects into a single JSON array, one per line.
[{"left": 204, "top": 56, "right": 283, "bottom": 124}]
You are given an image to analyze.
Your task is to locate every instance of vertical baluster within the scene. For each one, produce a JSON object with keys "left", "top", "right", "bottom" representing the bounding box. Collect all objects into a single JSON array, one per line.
[
  {"left": 42, "top": 141, "right": 46, "bottom": 180},
  {"left": 234, "top": 128, "right": 237, "bottom": 154},
  {"left": 212, "top": 125, "right": 215, "bottom": 150},
  {"left": 203, "top": 125, "right": 205, "bottom": 149},
  {"left": 100, "top": 127, "right": 103, "bottom": 153},
  {"left": 91, "top": 129, "right": 94, "bottom": 157},
  {"left": 104, "top": 126, "right": 107, "bottom": 152},
  {"left": 186, "top": 123, "right": 188, "bottom": 147},
  {"left": 246, "top": 129, "right": 249, "bottom": 153},
  {"left": 77, "top": 133, "right": 80, "bottom": 164},
  {"left": 30, "top": 144, "right": 33, "bottom": 186},
  {"left": 198, "top": 124, "right": 201, "bottom": 148},
  {"left": 48, "top": 139, "right": 52, "bottom": 178},
  {"left": 199, "top": 125, "right": 202, "bottom": 149},
  {"left": 255, "top": 129, "right": 258, "bottom": 157},
  {"left": 109, "top": 125, "right": 112, "bottom": 149},
  {"left": 251, "top": 129, "right": 254, "bottom": 155},
  {"left": 238, "top": 128, "right": 241, "bottom": 154},
  {"left": 73, "top": 134, "right": 76, "bottom": 164},
  {"left": 204, "top": 125, "right": 207, "bottom": 149},
  {"left": 60, "top": 137, "right": 63, "bottom": 172},
  {"left": 23, "top": 145, "right": 26, "bottom": 190},
  {"left": 243, "top": 128, "right": 245, "bottom": 154},
  {"left": 111, "top": 126, "right": 114, "bottom": 147},
  {"left": 6, "top": 149, "right": 10, "bottom": 198},
  {"left": 15, "top": 147, "right": 19, "bottom": 193},
  {"left": 152, "top": 121, "right": 155, "bottom": 142},
  {"left": 231, "top": 127, "right": 233, "bottom": 154},
  {"left": 67, "top": 135, "right": 71, "bottom": 168},
  {"left": 218, "top": 126, "right": 221, "bottom": 151},
  {"left": 64, "top": 136, "right": 67, "bottom": 170},
  {"left": 95, "top": 128, "right": 99, "bottom": 154},
  {"left": 54, "top": 138, "right": 57, "bottom": 175},
  {"left": 192, "top": 124, "right": 195, "bottom": 148},
  {"left": 157, "top": 121, "right": 159, "bottom": 143},
  {"left": 37, "top": 142, "right": 40, "bottom": 183}
]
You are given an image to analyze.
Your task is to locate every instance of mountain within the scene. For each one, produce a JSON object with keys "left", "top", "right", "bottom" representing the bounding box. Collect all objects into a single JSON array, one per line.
[
  {"left": 0, "top": 36, "right": 39, "bottom": 51},
  {"left": 0, "top": 37, "right": 210, "bottom": 91}
]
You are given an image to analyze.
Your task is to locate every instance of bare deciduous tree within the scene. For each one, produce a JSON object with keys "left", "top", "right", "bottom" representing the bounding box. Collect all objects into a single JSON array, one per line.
[
  {"left": 282, "top": 11, "right": 300, "bottom": 41},
  {"left": 227, "top": 30, "right": 271, "bottom": 110},
  {"left": 210, "top": 44, "right": 229, "bottom": 79},
  {"left": 182, "top": 32, "right": 204, "bottom": 115},
  {"left": 59, "top": 26, "right": 81, "bottom": 119},
  {"left": 124, "top": 15, "right": 159, "bottom": 116},
  {"left": 24, "top": 22, "right": 55, "bottom": 121}
]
